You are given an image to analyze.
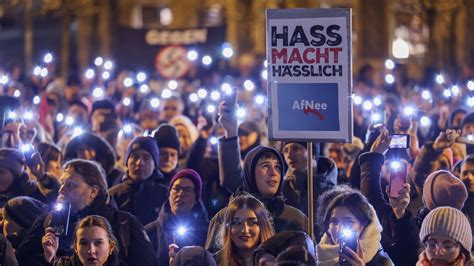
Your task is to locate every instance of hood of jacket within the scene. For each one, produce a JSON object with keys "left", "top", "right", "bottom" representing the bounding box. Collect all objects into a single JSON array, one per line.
[
  {"left": 242, "top": 145, "right": 285, "bottom": 197},
  {"left": 64, "top": 132, "right": 116, "bottom": 174},
  {"left": 285, "top": 156, "right": 338, "bottom": 190},
  {"left": 316, "top": 204, "right": 384, "bottom": 265}
]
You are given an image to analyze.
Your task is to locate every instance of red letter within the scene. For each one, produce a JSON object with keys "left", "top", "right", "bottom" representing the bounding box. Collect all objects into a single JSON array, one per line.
[
  {"left": 271, "top": 48, "right": 287, "bottom": 64},
  {"left": 330, "top": 47, "right": 342, "bottom": 63},
  {"left": 303, "top": 48, "right": 315, "bottom": 64},
  {"left": 288, "top": 48, "right": 303, "bottom": 64},
  {"left": 315, "top": 48, "right": 329, "bottom": 64}
]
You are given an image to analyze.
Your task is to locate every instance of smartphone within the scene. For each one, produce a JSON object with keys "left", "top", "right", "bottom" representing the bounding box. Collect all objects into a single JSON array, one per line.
[
  {"left": 339, "top": 229, "right": 358, "bottom": 264},
  {"left": 222, "top": 87, "right": 236, "bottom": 107},
  {"left": 389, "top": 134, "right": 410, "bottom": 149},
  {"left": 49, "top": 202, "right": 72, "bottom": 236},
  {"left": 388, "top": 161, "right": 408, "bottom": 198}
]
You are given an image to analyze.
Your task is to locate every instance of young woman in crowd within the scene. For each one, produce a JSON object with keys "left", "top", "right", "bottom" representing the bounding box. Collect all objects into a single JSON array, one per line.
[
  {"left": 42, "top": 215, "right": 121, "bottom": 266},
  {"left": 215, "top": 194, "right": 274, "bottom": 266},
  {"left": 317, "top": 187, "right": 393, "bottom": 265},
  {"left": 418, "top": 206, "right": 473, "bottom": 265}
]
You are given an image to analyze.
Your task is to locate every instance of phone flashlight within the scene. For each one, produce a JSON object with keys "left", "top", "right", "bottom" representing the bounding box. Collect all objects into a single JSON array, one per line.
[
  {"left": 177, "top": 226, "right": 187, "bottom": 237},
  {"left": 403, "top": 106, "right": 415, "bottom": 117},
  {"left": 236, "top": 107, "right": 246, "bottom": 119},
  {"left": 123, "top": 124, "right": 132, "bottom": 134},
  {"left": 20, "top": 143, "right": 33, "bottom": 154},
  {"left": 7, "top": 111, "right": 17, "bottom": 120},
  {"left": 72, "top": 127, "right": 84, "bottom": 137},
  {"left": 339, "top": 227, "right": 357, "bottom": 264},
  {"left": 206, "top": 105, "right": 216, "bottom": 113},
  {"left": 65, "top": 116, "right": 74, "bottom": 126},
  {"left": 371, "top": 113, "right": 382, "bottom": 123},
  {"left": 390, "top": 161, "right": 401, "bottom": 171}
]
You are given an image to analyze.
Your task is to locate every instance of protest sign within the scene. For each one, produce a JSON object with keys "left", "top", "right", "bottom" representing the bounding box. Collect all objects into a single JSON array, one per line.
[{"left": 266, "top": 8, "right": 352, "bottom": 142}]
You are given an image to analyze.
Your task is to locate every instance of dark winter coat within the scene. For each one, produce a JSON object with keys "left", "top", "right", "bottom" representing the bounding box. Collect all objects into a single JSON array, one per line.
[
  {"left": 145, "top": 200, "right": 209, "bottom": 266},
  {"left": 0, "top": 234, "right": 18, "bottom": 266},
  {"left": 63, "top": 133, "right": 123, "bottom": 187},
  {"left": 0, "top": 172, "right": 59, "bottom": 207},
  {"left": 54, "top": 252, "right": 122, "bottom": 266},
  {"left": 186, "top": 135, "right": 230, "bottom": 218},
  {"left": 282, "top": 156, "right": 337, "bottom": 239},
  {"left": 359, "top": 152, "right": 420, "bottom": 266},
  {"left": 108, "top": 170, "right": 168, "bottom": 227},
  {"left": 16, "top": 194, "right": 158, "bottom": 266}
]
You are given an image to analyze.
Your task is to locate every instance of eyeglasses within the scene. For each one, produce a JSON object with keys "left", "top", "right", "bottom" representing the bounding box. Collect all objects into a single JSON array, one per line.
[
  {"left": 229, "top": 219, "right": 259, "bottom": 229},
  {"left": 171, "top": 186, "right": 195, "bottom": 195},
  {"left": 424, "top": 239, "right": 459, "bottom": 253}
]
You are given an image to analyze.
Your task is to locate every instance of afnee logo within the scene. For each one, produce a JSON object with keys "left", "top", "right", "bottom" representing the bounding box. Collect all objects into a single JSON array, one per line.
[{"left": 292, "top": 100, "right": 327, "bottom": 120}]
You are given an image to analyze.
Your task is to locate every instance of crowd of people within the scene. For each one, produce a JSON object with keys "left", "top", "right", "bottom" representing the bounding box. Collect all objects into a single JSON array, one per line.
[{"left": 0, "top": 53, "right": 473, "bottom": 266}]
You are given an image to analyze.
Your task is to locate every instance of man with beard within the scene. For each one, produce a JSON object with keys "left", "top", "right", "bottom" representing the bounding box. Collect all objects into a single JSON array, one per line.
[{"left": 153, "top": 124, "right": 181, "bottom": 185}]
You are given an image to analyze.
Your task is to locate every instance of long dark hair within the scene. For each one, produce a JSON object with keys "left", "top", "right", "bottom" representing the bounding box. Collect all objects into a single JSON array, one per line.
[{"left": 322, "top": 188, "right": 372, "bottom": 232}]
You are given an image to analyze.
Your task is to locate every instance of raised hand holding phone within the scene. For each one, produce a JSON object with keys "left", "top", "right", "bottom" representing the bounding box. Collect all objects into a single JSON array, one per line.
[
  {"left": 218, "top": 87, "right": 238, "bottom": 138},
  {"left": 387, "top": 183, "right": 411, "bottom": 219},
  {"left": 388, "top": 160, "right": 408, "bottom": 198}
]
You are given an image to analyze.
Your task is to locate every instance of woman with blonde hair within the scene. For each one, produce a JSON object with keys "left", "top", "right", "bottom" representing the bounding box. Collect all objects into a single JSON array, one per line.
[
  {"left": 215, "top": 194, "right": 274, "bottom": 266},
  {"left": 42, "top": 215, "right": 120, "bottom": 266}
]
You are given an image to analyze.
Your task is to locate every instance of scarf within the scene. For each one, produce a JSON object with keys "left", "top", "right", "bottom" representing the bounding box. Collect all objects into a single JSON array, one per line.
[
  {"left": 316, "top": 204, "right": 385, "bottom": 266},
  {"left": 416, "top": 252, "right": 469, "bottom": 266}
]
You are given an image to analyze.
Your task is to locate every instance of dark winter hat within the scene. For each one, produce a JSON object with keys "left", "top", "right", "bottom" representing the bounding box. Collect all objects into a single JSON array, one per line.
[
  {"left": 281, "top": 141, "right": 319, "bottom": 158},
  {"left": 153, "top": 124, "right": 180, "bottom": 154},
  {"left": 91, "top": 99, "right": 116, "bottom": 116},
  {"left": 420, "top": 206, "right": 472, "bottom": 252},
  {"left": 169, "top": 169, "right": 202, "bottom": 201},
  {"left": 276, "top": 245, "right": 316, "bottom": 266},
  {"left": 173, "top": 246, "right": 216, "bottom": 266},
  {"left": 64, "top": 133, "right": 116, "bottom": 174},
  {"left": 423, "top": 170, "right": 468, "bottom": 210},
  {"left": 4, "top": 196, "right": 48, "bottom": 228},
  {"left": 238, "top": 121, "right": 261, "bottom": 136},
  {"left": 254, "top": 231, "right": 315, "bottom": 265},
  {"left": 462, "top": 112, "right": 474, "bottom": 129},
  {"left": 0, "top": 148, "right": 25, "bottom": 177},
  {"left": 125, "top": 136, "right": 159, "bottom": 168}
]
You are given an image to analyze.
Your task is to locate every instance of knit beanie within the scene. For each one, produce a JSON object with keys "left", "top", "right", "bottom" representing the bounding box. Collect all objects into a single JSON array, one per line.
[
  {"left": 281, "top": 141, "right": 319, "bottom": 158},
  {"left": 125, "top": 136, "right": 159, "bottom": 168},
  {"left": 4, "top": 196, "right": 48, "bottom": 228},
  {"left": 420, "top": 206, "right": 472, "bottom": 252},
  {"left": 169, "top": 169, "right": 202, "bottom": 201},
  {"left": 91, "top": 99, "right": 116, "bottom": 116},
  {"left": 0, "top": 148, "right": 25, "bottom": 177},
  {"left": 153, "top": 124, "right": 180, "bottom": 154},
  {"left": 423, "top": 170, "right": 468, "bottom": 210}
]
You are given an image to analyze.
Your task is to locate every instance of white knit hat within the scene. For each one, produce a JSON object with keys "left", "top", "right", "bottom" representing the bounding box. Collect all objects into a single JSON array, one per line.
[{"left": 419, "top": 206, "right": 472, "bottom": 252}]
